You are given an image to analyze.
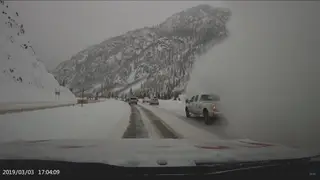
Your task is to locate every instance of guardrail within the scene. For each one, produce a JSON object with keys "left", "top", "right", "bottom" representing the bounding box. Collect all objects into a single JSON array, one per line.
[{"left": 0, "top": 103, "right": 76, "bottom": 115}]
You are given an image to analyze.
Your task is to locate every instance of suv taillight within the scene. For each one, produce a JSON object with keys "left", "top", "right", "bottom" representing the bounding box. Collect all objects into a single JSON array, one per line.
[{"left": 212, "top": 104, "right": 216, "bottom": 111}]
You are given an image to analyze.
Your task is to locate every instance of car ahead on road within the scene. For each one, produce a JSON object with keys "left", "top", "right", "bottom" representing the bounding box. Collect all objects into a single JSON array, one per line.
[
  {"left": 128, "top": 97, "right": 138, "bottom": 105},
  {"left": 149, "top": 97, "right": 159, "bottom": 105},
  {"left": 142, "top": 97, "right": 150, "bottom": 103},
  {"left": 185, "top": 93, "right": 222, "bottom": 125}
]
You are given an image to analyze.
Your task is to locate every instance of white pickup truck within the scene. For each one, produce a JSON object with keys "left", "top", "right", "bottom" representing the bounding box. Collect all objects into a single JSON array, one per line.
[{"left": 185, "top": 93, "right": 222, "bottom": 125}]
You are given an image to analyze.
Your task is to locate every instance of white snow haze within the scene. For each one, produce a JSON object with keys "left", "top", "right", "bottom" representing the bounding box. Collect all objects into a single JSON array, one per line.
[{"left": 187, "top": 2, "right": 320, "bottom": 150}]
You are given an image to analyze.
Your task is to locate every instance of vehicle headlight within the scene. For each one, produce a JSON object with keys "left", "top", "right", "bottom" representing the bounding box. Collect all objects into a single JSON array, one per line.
[{"left": 212, "top": 104, "right": 216, "bottom": 110}]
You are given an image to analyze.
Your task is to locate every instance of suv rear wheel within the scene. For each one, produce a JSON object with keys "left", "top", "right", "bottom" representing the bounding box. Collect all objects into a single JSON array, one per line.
[
  {"left": 203, "top": 109, "right": 211, "bottom": 125},
  {"left": 185, "top": 107, "right": 191, "bottom": 118}
]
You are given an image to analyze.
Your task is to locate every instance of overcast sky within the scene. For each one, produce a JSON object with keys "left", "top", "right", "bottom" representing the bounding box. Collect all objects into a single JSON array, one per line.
[{"left": 8, "top": 1, "right": 224, "bottom": 70}]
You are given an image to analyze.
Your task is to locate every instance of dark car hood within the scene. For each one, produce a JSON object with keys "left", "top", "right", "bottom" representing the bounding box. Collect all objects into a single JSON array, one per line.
[{"left": 0, "top": 139, "right": 317, "bottom": 167}]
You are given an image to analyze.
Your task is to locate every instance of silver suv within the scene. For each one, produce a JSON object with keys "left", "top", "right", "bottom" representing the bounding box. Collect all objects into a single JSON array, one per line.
[
  {"left": 149, "top": 97, "right": 159, "bottom": 105},
  {"left": 128, "top": 97, "right": 138, "bottom": 105},
  {"left": 185, "top": 93, "right": 222, "bottom": 125}
]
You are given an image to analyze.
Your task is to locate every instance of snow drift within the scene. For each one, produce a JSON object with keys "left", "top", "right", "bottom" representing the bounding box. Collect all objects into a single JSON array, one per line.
[
  {"left": 187, "top": 2, "right": 320, "bottom": 150},
  {"left": 0, "top": 2, "right": 75, "bottom": 103}
]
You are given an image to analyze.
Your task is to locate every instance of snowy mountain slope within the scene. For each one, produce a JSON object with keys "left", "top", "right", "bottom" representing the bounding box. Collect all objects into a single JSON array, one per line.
[
  {"left": 52, "top": 4, "right": 231, "bottom": 97},
  {"left": 0, "top": 1, "right": 76, "bottom": 103}
]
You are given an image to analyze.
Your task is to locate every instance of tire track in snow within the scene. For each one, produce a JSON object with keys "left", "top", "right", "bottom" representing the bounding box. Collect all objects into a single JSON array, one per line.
[
  {"left": 138, "top": 105, "right": 181, "bottom": 139},
  {"left": 122, "top": 105, "right": 149, "bottom": 138},
  {"left": 136, "top": 106, "right": 161, "bottom": 139}
]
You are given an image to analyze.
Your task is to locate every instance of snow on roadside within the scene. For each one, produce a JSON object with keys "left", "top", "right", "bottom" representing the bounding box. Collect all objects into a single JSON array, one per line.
[{"left": 0, "top": 99, "right": 130, "bottom": 142}]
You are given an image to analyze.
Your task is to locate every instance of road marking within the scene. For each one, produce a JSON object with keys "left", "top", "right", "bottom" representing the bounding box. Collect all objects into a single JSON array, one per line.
[
  {"left": 238, "top": 140, "right": 274, "bottom": 148},
  {"left": 194, "top": 145, "right": 230, "bottom": 150}
]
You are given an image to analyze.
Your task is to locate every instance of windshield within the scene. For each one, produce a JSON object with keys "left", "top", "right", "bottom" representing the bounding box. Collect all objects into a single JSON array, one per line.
[{"left": 0, "top": 1, "right": 319, "bottom": 170}]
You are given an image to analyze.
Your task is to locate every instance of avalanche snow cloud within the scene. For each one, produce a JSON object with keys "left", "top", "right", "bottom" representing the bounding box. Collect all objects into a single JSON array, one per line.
[
  {"left": 187, "top": 2, "right": 320, "bottom": 150},
  {"left": 0, "top": 2, "right": 75, "bottom": 103}
]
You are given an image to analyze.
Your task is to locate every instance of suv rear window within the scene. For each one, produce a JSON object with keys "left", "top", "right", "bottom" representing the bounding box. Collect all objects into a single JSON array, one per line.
[
  {"left": 194, "top": 95, "right": 199, "bottom": 101},
  {"left": 200, "top": 94, "right": 220, "bottom": 101}
]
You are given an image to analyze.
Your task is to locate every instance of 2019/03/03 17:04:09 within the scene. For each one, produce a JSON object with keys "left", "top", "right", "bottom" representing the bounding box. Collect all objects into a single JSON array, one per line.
[{"left": 2, "top": 169, "right": 60, "bottom": 176}]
